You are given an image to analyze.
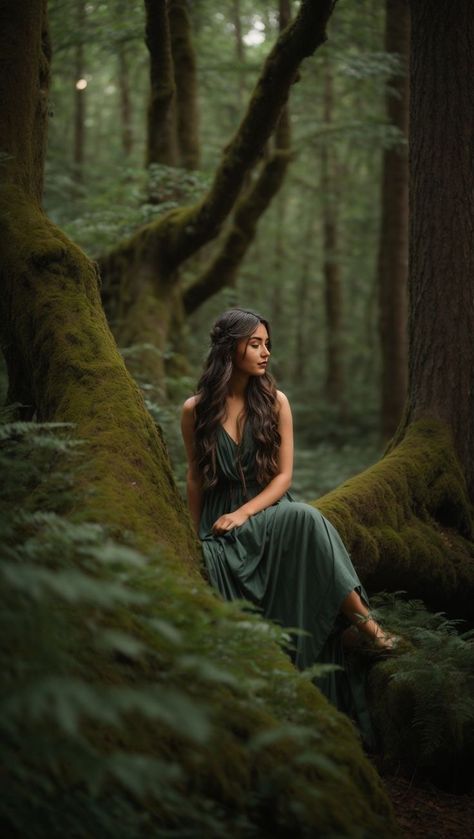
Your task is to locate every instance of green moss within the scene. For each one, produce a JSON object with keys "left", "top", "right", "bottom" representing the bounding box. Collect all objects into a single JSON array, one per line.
[
  {"left": 0, "top": 185, "right": 199, "bottom": 566},
  {"left": 314, "top": 419, "right": 474, "bottom": 618}
]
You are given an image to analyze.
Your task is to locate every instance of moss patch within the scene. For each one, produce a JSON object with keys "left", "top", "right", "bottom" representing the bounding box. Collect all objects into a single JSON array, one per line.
[{"left": 314, "top": 419, "right": 474, "bottom": 618}]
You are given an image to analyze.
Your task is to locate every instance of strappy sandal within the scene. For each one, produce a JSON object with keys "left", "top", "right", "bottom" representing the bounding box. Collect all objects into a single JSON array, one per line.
[{"left": 355, "top": 633, "right": 402, "bottom": 662}]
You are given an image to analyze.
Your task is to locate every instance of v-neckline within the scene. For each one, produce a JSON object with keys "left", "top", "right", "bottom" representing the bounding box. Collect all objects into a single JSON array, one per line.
[{"left": 220, "top": 420, "right": 247, "bottom": 447}]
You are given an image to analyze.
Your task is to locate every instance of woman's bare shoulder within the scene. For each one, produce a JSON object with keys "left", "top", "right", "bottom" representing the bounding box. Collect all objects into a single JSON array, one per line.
[
  {"left": 182, "top": 394, "right": 199, "bottom": 415},
  {"left": 276, "top": 389, "right": 290, "bottom": 408}
]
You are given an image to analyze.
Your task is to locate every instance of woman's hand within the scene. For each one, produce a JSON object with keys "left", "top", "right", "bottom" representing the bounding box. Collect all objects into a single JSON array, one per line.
[{"left": 212, "top": 509, "right": 250, "bottom": 535}]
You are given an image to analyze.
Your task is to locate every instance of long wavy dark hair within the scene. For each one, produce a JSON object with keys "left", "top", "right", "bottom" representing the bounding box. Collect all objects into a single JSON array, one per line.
[{"left": 193, "top": 308, "right": 281, "bottom": 491}]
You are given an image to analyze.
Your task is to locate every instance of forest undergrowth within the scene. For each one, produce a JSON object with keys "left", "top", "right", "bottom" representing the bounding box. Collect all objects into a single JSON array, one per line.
[{"left": 1, "top": 389, "right": 474, "bottom": 837}]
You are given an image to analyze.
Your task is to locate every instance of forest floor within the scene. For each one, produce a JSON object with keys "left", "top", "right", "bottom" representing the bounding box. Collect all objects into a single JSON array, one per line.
[{"left": 373, "top": 763, "right": 474, "bottom": 837}]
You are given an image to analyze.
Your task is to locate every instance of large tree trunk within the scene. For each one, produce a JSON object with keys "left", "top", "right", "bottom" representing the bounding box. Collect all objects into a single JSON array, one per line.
[
  {"left": 377, "top": 0, "right": 409, "bottom": 440},
  {"left": 0, "top": 3, "right": 399, "bottom": 832},
  {"left": 388, "top": 0, "right": 474, "bottom": 497}
]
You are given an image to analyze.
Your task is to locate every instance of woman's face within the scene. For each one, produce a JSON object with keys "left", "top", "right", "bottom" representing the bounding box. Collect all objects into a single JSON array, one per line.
[{"left": 233, "top": 322, "right": 271, "bottom": 376}]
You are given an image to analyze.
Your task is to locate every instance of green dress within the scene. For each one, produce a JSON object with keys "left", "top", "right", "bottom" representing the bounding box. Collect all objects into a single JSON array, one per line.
[{"left": 200, "top": 421, "right": 374, "bottom": 746}]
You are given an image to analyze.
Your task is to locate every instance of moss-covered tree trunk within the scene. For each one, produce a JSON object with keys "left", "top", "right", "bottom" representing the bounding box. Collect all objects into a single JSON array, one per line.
[
  {"left": 376, "top": 0, "right": 409, "bottom": 440},
  {"left": 389, "top": 0, "right": 474, "bottom": 500},
  {"left": 0, "top": 3, "right": 402, "bottom": 833}
]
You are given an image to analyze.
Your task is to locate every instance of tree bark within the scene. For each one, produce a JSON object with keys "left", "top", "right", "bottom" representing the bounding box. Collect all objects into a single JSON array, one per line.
[
  {"left": 168, "top": 0, "right": 200, "bottom": 169},
  {"left": 388, "top": 0, "right": 474, "bottom": 499},
  {"left": 145, "top": 0, "right": 178, "bottom": 167},
  {"left": 377, "top": 0, "right": 409, "bottom": 440},
  {"left": 0, "top": 0, "right": 50, "bottom": 202}
]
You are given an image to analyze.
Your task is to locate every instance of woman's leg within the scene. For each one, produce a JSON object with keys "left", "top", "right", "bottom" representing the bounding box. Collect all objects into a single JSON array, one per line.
[{"left": 340, "top": 589, "right": 397, "bottom": 649}]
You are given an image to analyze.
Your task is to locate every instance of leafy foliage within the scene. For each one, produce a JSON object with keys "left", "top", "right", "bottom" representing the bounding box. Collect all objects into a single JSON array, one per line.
[
  {"left": 3, "top": 418, "right": 382, "bottom": 836},
  {"left": 367, "top": 592, "right": 474, "bottom": 789}
]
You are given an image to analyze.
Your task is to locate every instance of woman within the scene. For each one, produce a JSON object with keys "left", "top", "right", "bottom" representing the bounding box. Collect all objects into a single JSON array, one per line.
[{"left": 181, "top": 307, "right": 396, "bottom": 744}]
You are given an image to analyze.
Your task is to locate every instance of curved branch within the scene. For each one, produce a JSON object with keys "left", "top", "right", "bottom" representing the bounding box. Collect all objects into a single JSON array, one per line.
[
  {"left": 99, "top": 0, "right": 336, "bottom": 284},
  {"left": 182, "top": 0, "right": 293, "bottom": 314},
  {"left": 157, "top": 0, "right": 335, "bottom": 273},
  {"left": 183, "top": 109, "right": 292, "bottom": 315}
]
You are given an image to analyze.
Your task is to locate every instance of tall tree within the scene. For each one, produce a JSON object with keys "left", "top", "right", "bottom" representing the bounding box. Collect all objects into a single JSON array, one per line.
[
  {"left": 168, "top": 0, "right": 200, "bottom": 169},
  {"left": 145, "top": 0, "right": 178, "bottom": 167},
  {"left": 394, "top": 0, "right": 474, "bottom": 498},
  {"left": 376, "top": 0, "right": 409, "bottom": 439}
]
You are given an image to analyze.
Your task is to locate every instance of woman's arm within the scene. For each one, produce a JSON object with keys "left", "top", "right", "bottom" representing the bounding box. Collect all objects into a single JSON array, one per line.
[
  {"left": 180, "top": 396, "right": 203, "bottom": 535},
  {"left": 211, "top": 391, "right": 293, "bottom": 535}
]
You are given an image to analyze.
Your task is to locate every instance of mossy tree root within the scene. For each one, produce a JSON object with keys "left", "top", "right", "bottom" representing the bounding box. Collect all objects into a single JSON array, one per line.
[
  {"left": 0, "top": 185, "right": 197, "bottom": 562},
  {"left": 316, "top": 419, "right": 474, "bottom": 619}
]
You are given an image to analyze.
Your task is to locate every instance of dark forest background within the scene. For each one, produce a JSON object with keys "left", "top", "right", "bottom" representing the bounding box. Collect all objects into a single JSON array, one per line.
[{"left": 1, "top": 1, "right": 474, "bottom": 836}]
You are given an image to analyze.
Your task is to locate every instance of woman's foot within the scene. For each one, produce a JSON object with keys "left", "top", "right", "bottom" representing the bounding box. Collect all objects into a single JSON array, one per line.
[{"left": 342, "top": 623, "right": 400, "bottom": 659}]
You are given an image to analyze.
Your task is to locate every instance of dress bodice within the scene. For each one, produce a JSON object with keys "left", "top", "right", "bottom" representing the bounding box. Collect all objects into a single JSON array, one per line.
[{"left": 199, "top": 422, "right": 262, "bottom": 539}]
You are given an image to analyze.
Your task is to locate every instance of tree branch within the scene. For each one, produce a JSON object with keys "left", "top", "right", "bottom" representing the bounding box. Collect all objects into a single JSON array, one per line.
[
  {"left": 156, "top": 0, "right": 335, "bottom": 273},
  {"left": 114, "top": 0, "right": 336, "bottom": 279},
  {"left": 183, "top": 108, "right": 292, "bottom": 315},
  {"left": 182, "top": 0, "right": 293, "bottom": 314}
]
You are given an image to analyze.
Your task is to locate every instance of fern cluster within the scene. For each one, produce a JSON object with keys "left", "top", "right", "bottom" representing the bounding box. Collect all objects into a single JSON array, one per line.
[{"left": 367, "top": 592, "right": 474, "bottom": 789}]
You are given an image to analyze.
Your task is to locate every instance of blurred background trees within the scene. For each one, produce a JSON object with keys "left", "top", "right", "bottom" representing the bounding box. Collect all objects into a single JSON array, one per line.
[{"left": 42, "top": 0, "right": 409, "bottom": 500}]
